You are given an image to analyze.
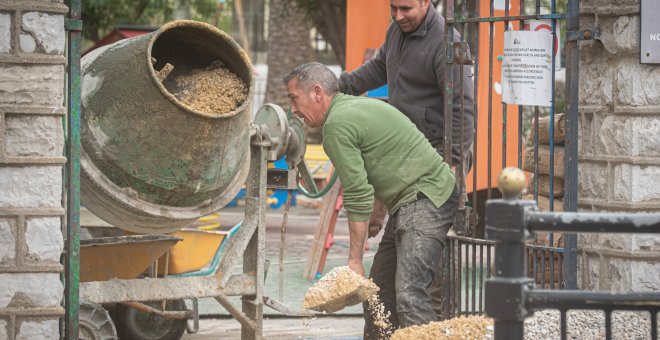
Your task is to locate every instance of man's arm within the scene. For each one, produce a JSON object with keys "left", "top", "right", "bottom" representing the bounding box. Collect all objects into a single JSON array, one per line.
[
  {"left": 323, "top": 132, "right": 375, "bottom": 222},
  {"left": 338, "top": 32, "right": 390, "bottom": 95},
  {"left": 348, "top": 220, "right": 369, "bottom": 276},
  {"left": 338, "top": 57, "right": 387, "bottom": 95},
  {"left": 323, "top": 123, "right": 374, "bottom": 276}
]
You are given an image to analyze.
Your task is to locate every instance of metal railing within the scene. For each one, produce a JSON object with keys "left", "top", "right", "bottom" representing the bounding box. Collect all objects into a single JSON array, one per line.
[
  {"left": 441, "top": 233, "right": 564, "bottom": 319},
  {"left": 484, "top": 195, "right": 660, "bottom": 340},
  {"left": 441, "top": 236, "right": 495, "bottom": 318}
]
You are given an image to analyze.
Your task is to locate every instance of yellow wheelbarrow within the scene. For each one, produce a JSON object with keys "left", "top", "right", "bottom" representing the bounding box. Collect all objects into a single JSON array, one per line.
[{"left": 79, "top": 221, "right": 240, "bottom": 340}]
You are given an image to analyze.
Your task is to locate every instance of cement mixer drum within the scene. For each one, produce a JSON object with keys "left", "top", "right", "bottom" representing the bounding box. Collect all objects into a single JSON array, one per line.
[{"left": 80, "top": 20, "right": 253, "bottom": 234}]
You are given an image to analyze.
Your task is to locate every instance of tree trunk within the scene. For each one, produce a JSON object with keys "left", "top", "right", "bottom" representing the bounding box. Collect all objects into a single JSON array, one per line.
[
  {"left": 265, "top": 0, "right": 322, "bottom": 143},
  {"left": 306, "top": 0, "right": 346, "bottom": 68}
]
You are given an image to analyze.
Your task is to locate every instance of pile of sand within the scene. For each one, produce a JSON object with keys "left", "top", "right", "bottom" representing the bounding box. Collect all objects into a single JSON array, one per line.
[
  {"left": 169, "top": 60, "right": 248, "bottom": 116},
  {"left": 391, "top": 315, "right": 493, "bottom": 340},
  {"left": 303, "top": 266, "right": 379, "bottom": 313}
]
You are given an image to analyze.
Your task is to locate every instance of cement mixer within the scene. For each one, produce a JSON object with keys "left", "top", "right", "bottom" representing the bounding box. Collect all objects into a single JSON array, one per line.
[
  {"left": 77, "top": 20, "right": 321, "bottom": 340},
  {"left": 81, "top": 20, "right": 254, "bottom": 234}
]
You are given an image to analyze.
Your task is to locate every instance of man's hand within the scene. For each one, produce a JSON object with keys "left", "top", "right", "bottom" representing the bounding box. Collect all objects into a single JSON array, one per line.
[
  {"left": 367, "top": 200, "right": 388, "bottom": 238},
  {"left": 368, "top": 225, "right": 382, "bottom": 238},
  {"left": 348, "top": 259, "right": 365, "bottom": 277}
]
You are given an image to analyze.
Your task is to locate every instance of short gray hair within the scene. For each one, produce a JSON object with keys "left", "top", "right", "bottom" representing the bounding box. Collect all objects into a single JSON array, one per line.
[{"left": 283, "top": 62, "right": 339, "bottom": 96}]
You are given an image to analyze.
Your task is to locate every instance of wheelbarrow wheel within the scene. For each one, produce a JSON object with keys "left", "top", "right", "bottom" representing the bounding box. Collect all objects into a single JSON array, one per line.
[
  {"left": 79, "top": 301, "right": 118, "bottom": 340},
  {"left": 112, "top": 300, "right": 187, "bottom": 340}
]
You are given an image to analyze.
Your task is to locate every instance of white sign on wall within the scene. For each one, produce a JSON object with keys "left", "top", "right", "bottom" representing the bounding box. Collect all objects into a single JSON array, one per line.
[{"left": 501, "top": 30, "right": 553, "bottom": 107}]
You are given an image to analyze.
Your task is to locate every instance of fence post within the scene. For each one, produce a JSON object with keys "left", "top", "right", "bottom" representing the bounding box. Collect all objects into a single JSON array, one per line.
[{"left": 485, "top": 169, "right": 536, "bottom": 340}]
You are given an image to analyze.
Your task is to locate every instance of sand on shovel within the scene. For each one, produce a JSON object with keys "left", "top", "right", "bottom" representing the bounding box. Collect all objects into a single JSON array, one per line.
[
  {"left": 391, "top": 315, "right": 494, "bottom": 340},
  {"left": 303, "top": 266, "right": 379, "bottom": 313}
]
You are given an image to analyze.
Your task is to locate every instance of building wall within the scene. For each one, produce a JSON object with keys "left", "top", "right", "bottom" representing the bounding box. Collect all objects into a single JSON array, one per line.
[
  {"left": 578, "top": 0, "right": 660, "bottom": 292},
  {"left": 0, "top": 1, "right": 68, "bottom": 339}
]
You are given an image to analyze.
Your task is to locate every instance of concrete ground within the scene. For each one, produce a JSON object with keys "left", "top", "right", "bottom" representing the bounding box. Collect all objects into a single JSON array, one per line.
[
  {"left": 179, "top": 202, "right": 382, "bottom": 339},
  {"left": 81, "top": 199, "right": 489, "bottom": 339},
  {"left": 181, "top": 317, "right": 365, "bottom": 339}
]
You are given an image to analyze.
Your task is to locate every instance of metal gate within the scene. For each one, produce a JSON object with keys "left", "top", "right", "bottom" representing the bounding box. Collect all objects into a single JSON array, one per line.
[
  {"left": 485, "top": 194, "right": 660, "bottom": 339},
  {"left": 439, "top": 0, "right": 586, "bottom": 318}
]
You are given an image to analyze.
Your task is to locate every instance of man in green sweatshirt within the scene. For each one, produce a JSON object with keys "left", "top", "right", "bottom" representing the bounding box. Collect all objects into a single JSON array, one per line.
[{"left": 284, "top": 62, "right": 458, "bottom": 338}]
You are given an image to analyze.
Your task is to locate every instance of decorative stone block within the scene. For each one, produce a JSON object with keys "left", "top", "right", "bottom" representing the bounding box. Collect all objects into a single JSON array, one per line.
[
  {"left": 598, "top": 233, "right": 633, "bottom": 252},
  {"left": 631, "top": 165, "right": 660, "bottom": 202},
  {"left": 578, "top": 162, "right": 609, "bottom": 200},
  {"left": 0, "top": 273, "right": 62, "bottom": 308},
  {"left": 580, "top": 0, "right": 640, "bottom": 14},
  {"left": 578, "top": 112, "right": 594, "bottom": 156},
  {"left": 605, "top": 257, "right": 633, "bottom": 292},
  {"left": 580, "top": 234, "right": 602, "bottom": 250},
  {"left": 5, "top": 115, "right": 64, "bottom": 157},
  {"left": 612, "top": 163, "right": 633, "bottom": 201},
  {"left": 0, "top": 64, "right": 65, "bottom": 106},
  {"left": 631, "top": 260, "right": 660, "bottom": 292},
  {"left": 0, "top": 220, "right": 15, "bottom": 263},
  {"left": 0, "top": 166, "right": 62, "bottom": 209},
  {"left": 616, "top": 60, "right": 660, "bottom": 106},
  {"left": 613, "top": 164, "right": 660, "bottom": 202},
  {"left": 583, "top": 254, "right": 600, "bottom": 290},
  {"left": 579, "top": 46, "right": 613, "bottom": 105},
  {"left": 16, "top": 320, "right": 59, "bottom": 340},
  {"left": 0, "top": 13, "right": 10, "bottom": 53},
  {"left": 631, "top": 117, "right": 660, "bottom": 157},
  {"left": 599, "top": 16, "right": 639, "bottom": 55},
  {"left": 591, "top": 112, "right": 606, "bottom": 156},
  {"left": 21, "top": 12, "right": 64, "bottom": 54},
  {"left": 25, "top": 217, "right": 62, "bottom": 262},
  {"left": 594, "top": 114, "right": 658, "bottom": 158},
  {"left": 597, "top": 115, "right": 633, "bottom": 156},
  {"left": 632, "top": 234, "right": 660, "bottom": 252}
]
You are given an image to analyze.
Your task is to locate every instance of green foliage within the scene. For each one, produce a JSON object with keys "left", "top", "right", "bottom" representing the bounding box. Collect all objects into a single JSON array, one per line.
[{"left": 82, "top": 0, "right": 223, "bottom": 43}]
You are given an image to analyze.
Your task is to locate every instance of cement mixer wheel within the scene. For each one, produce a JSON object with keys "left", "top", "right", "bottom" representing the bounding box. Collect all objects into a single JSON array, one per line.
[
  {"left": 111, "top": 300, "right": 187, "bottom": 340},
  {"left": 79, "top": 301, "right": 119, "bottom": 340}
]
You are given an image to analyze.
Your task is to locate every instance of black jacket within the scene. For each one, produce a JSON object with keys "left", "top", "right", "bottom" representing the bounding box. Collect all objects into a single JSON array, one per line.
[{"left": 339, "top": 7, "right": 475, "bottom": 164}]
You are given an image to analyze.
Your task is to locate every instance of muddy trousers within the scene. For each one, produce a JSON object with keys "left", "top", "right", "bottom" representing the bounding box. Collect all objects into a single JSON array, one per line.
[{"left": 363, "top": 186, "right": 458, "bottom": 339}]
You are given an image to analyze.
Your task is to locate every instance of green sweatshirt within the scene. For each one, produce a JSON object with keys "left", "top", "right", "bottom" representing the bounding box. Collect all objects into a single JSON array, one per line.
[{"left": 322, "top": 93, "right": 456, "bottom": 222}]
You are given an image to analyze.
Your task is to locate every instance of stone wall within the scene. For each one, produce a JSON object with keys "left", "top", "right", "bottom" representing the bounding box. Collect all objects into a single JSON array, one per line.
[
  {"left": 577, "top": 0, "right": 660, "bottom": 292},
  {"left": 0, "top": 1, "right": 68, "bottom": 339}
]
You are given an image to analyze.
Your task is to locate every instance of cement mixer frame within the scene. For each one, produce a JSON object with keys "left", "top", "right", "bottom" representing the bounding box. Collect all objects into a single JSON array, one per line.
[
  {"left": 64, "top": 18, "right": 321, "bottom": 339},
  {"left": 78, "top": 111, "right": 313, "bottom": 340}
]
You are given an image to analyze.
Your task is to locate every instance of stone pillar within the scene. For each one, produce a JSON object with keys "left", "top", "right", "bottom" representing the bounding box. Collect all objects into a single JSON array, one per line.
[
  {"left": 0, "top": 2, "right": 68, "bottom": 339},
  {"left": 578, "top": 1, "right": 660, "bottom": 292}
]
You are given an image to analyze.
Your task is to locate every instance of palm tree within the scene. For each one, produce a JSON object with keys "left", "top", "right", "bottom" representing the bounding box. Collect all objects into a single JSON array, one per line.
[{"left": 264, "top": 0, "right": 322, "bottom": 143}]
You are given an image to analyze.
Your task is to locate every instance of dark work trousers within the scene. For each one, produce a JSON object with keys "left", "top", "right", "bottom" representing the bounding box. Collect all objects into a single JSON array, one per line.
[{"left": 363, "top": 185, "right": 459, "bottom": 339}]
